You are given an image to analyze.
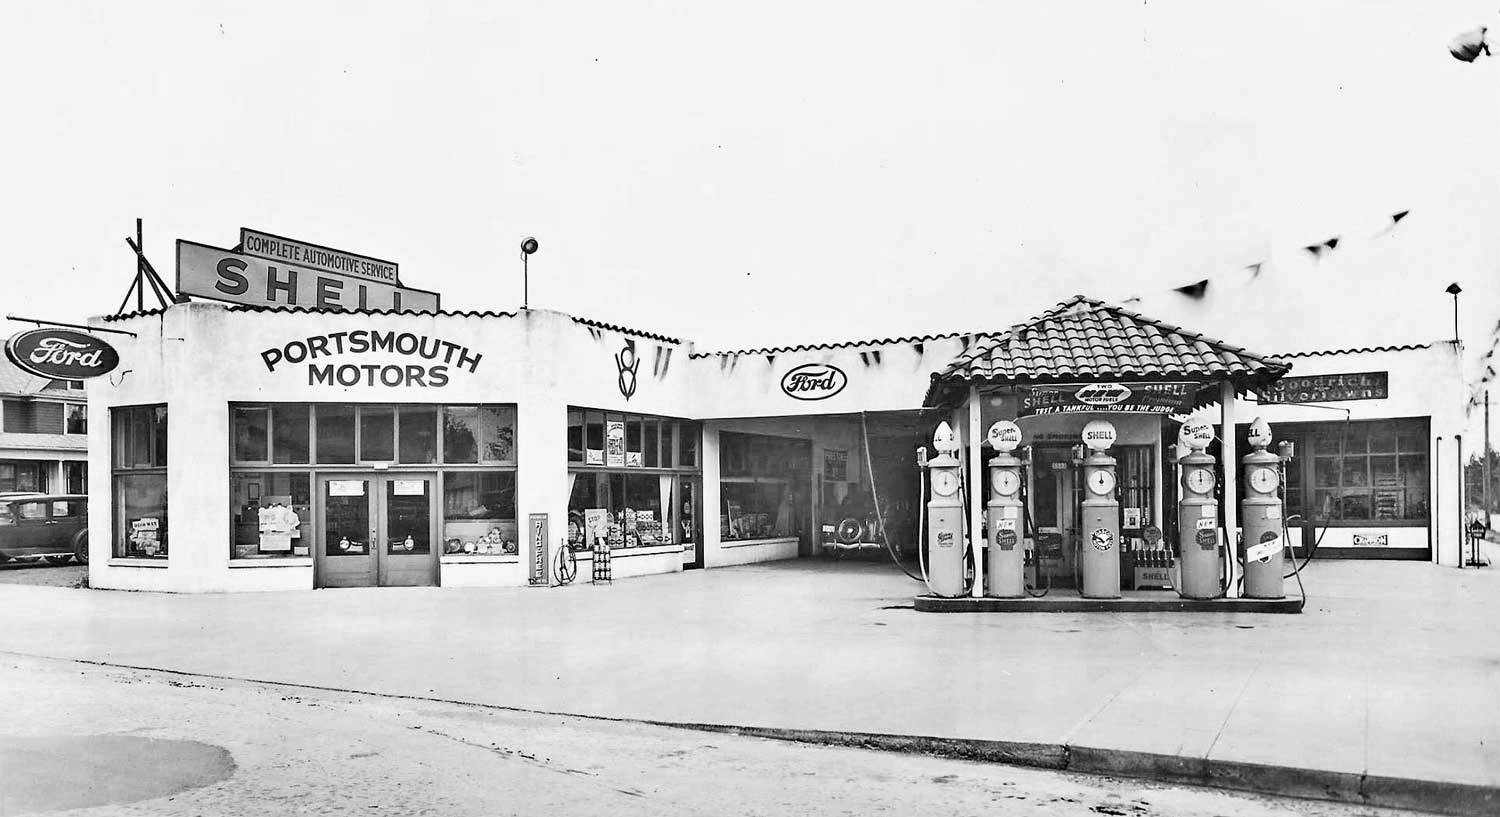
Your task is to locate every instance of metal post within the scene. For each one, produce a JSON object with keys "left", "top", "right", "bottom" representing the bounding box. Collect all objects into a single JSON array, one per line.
[
  {"left": 968, "top": 385, "right": 984, "bottom": 599},
  {"left": 523, "top": 253, "right": 529, "bottom": 310},
  {"left": 1457, "top": 434, "right": 1464, "bottom": 568},
  {"left": 1220, "top": 380, "right": 1238, "bottom": 595},
  {"left": 1485, "top": 391, "right": 1492, "bottom": 524}
]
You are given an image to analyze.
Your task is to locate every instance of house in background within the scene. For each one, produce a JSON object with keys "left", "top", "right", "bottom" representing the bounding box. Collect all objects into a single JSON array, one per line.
[{"left": 0, "top": 356, "right": 88, "bottom": 495}]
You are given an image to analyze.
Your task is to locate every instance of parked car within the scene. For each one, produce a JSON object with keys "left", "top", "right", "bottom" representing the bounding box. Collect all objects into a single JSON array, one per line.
[{"left": 0, "top": 494, "right": 88, "bottom": 565}]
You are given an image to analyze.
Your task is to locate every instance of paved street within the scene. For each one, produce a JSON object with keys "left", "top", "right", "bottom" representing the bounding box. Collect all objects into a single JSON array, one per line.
[
  {"left": 0, "top": 653, "right": 1423, "bottom": 816},
  {"left": 0, "top": 546, "right": 1496, "bottom": 814}
]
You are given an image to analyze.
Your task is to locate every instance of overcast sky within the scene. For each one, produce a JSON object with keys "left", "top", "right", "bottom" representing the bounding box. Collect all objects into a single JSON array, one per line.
[{"left": 4, "top": 2, "right": 1499, "bottom": 379}]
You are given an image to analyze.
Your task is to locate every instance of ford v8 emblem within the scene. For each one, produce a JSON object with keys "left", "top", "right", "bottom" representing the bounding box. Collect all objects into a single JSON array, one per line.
[
  {"left": 780, "top": 363, "right": 847, "bottom": 401},
  {"left": 5, "top": 328, "right": 120, "bottom": 380}
]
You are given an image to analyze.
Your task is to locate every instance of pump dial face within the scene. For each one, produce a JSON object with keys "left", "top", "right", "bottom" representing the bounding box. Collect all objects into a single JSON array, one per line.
[
  {"left": 995, "top": 471, "right": 1020, "bottom": 496},
  {"left": 932, "top": 470, "right": 960, "bottom": 497},
  {"left": 1088, "top": 469, "right": 1116, "bottom": 496},
  {"left": 1185, "top": 468, "right": 1216, "bottom": 494},
  {"left": 1249, "top": 467, "right": 1279, "bottom": 493}
]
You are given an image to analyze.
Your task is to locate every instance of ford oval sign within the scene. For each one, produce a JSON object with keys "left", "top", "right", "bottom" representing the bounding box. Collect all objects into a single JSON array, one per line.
[
  {"left": 781, "top": 364, "right": 847, "bottom": 401},
  {"left": 5, "top": 328, "right": 120, "bottom": 380}
]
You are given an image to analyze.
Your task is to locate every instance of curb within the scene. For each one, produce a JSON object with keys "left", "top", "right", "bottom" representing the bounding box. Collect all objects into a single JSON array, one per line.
[
  {"left": 657, "top": 722, "right": 1499, "bottom": 817},
  {"left": 10, "top": 651, "right": 1496, "bottom": 816}
]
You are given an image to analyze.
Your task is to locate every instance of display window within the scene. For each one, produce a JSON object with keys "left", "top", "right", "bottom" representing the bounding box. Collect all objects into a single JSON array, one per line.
[
  {"left": 1234, "top": 418, "right": 1429, "bottom": 527},
  {"left": 229, "top": 403, "right": 518, "bottom": 560},
  {"left": 441, "top": 471, "right": 517, "bottom": 555},
  {"left": 231, "top": 472, "right": 312, "bottom": 558},
  {"left": 566, "top": 408, "right": 700, "bottom": 552},
  {"left": 112, "top": 405, "right": 168, "bottom": 559},
  {"left": 718, "top": 432, "right": 810, "bottom": 542}
]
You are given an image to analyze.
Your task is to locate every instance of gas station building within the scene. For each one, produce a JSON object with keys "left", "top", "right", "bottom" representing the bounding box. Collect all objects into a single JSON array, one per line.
[{"left": 84, "top": 241, "right": 1470, "bottom": 593}]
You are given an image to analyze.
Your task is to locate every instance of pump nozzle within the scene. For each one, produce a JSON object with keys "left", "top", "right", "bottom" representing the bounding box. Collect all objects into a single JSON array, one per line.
[{"left": 916, "top": 446, "right": 928, "bottom": 468}]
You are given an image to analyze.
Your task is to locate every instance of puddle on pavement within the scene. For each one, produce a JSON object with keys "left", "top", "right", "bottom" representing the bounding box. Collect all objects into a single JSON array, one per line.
[{"left": 0, "top": 734, "right": 235, "bottom": 815}]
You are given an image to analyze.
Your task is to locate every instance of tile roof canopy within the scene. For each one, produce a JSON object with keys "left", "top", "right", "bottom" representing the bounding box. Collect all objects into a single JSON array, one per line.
[{"left": 926, "top": 295, "right": 1291, "bottom": 406}]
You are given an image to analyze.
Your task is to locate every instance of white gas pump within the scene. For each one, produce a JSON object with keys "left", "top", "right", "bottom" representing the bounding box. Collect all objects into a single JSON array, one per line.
[
  {"left": 925, "top": 421, "right": 966, "bottom": 597},
  {"left": 1176, "top": 416, "right": 1220, "bottom": 599},
  {"left": 1079, "top": 419, "right": 1121, "bottom": 599},
  {"left": 1240, "top": 417, "right": 1286, "bottom": 599},
  {"left": 985, "top": 419, "right": 1025, "bottom": 598}
]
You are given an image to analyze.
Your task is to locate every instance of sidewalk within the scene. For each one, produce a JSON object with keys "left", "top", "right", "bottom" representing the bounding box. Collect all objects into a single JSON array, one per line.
[{"left": 0, "top": 548, "right": 1496, "bottom": 814}]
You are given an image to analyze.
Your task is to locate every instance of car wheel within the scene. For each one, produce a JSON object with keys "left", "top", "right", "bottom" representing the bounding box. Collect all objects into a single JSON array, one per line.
[{"left": 71, "top": 530, "right": 89, "bottom": 566}]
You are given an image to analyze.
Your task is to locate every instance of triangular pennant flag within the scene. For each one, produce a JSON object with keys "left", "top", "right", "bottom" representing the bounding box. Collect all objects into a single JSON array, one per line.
[
  {"left": 1246, "top": 262, "right": 1264, "bottom": 279},
  {"left": 1391, "top": 210, "right": 1409, "bottom": 224},
  {"left": 1324, "top": 237, "right": 1340, "bottom": 250},
  {"left": 1173, "top": 279, "right": 1209, "bottom": 298}
]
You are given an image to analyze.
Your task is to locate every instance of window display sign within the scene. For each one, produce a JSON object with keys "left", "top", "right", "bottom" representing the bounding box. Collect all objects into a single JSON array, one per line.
[
  {"left": 606, "top": 421, "right": 626, "bottom": 467},
  {"left": 329, "top": 480, "right": 365, "bottom": 497},
  {"left": 257, "top": 495, "right": 300, "bottom": 553},
  {"left": 1261, "top": 372, "right": 1388, "bottom": 404},
  {"left": 240, "top": 228, "right": 401, "bottom": 286},
  {"left": 393, "top": 480, "right": 425, "bottom": 496},
  {"left": 178, "top": 239, "right": 439, "bottom": 314},
  {"left": 824, "top": 449, "right": 848, "bottom": 482},
  {"left": 1018, "top": 382, "right": 1195, "bottom": 416}
]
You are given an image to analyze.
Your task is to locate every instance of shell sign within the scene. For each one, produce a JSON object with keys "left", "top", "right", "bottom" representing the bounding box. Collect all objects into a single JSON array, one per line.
[{"left": 5, "top": 328, "right": 120, "bottom": 380}]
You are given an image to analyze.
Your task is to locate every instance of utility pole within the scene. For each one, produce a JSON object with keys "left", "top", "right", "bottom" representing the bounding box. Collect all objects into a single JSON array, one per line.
[{"left": 1487, "top": 390, "right": 1492, "bottom": 524}]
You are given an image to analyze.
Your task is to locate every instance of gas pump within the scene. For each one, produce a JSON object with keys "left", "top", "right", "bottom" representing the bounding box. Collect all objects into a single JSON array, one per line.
[
  {"left": 925, "top": 421, "right": 966, "bottom": 597},
  {"left": 1176, "top": 416, "right": 1220, "bottom": 599},
  {"left": 985, "top": 420, "right": 1025, "bottom": 598},
  {"left": 1241, "top": 417, "right": 1285, "bottom": 599},
  {"left": 1079, "top": 420, "right": 1121, "bottom": 599}
]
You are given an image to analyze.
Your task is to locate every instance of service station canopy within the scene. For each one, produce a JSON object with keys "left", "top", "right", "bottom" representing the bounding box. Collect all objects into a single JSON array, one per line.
[{"left": 922, "top": 296, "right": 1292, "bottom": 411}]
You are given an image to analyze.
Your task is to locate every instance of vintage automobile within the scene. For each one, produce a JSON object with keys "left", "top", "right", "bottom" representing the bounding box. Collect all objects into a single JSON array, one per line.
[{"left": 0, "top": 494, "right": 88, "bottom": 565}]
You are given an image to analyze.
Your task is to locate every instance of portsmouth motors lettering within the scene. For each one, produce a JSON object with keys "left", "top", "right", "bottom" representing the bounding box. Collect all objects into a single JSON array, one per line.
[
  {"left": 4, "top": 328, "right": 121, "bottom": 380},
  {"left": 781, "top": 363, "right": 848, "bottom": 401},
  {"left": 260, "top": 331, "right": 482, "bottom": 387}
]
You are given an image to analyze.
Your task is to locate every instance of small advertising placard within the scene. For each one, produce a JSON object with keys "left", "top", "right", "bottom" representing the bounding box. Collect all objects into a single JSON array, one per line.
[
  {"left": 1123, "top": 507, "right": 1141, "bottom": 529},
  {"left": 393, "top": 480, "right": 425, "bottom": 496},
  {"left": 606, "top": 422, "right": 626, "bottom": 467},
  {"left": 1018, "top": 382, "right": 1195, "bottom": 417},
  {"left": 824, "top": 449, "right": 848, "bottom": 482},
  {"left": 330, "top": 480, "right": 365, "bottom": 497}
]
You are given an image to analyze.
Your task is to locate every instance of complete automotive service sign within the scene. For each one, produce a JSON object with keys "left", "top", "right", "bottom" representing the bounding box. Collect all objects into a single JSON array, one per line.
[
  {"left": 1018, "top": 382, "right": 1196, "bottom": 417},
  {"left": 177, "top": 235, "right": 439, "bottom": 314}
]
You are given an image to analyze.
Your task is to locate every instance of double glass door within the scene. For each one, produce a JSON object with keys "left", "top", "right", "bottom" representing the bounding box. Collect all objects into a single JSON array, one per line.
[{"left": 316, "top": 473, "right": 437, "bottom": 587}]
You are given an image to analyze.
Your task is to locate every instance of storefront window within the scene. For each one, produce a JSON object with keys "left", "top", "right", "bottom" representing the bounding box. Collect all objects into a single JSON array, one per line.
[
  {"left": 316, "top": 405, "right": 356, "bottom": 463},
  {"left": 233, "top": 406, "right": 270, "bottom": 462},
  {"left": 360, "top": 407, "right": 395, "bottom": 461},
  {"left": 400, "top": 408, "right": 437, "bottom": 463},
  {"left": 441, "top": 472, "right": 517, "bottom": 556},
  {"left": 113, "top": 405, "right": 168, "bottom": 559},
  {"left": 442, "top": 406, "right": 517, "bottom": 464},
  {"left": 1294, "top": 418, "right": 1428, "bottom": 524},
  {"left": 272, "top": 404, "right": 311, "bottom": 464},
  {"left": 718, "top": 432, "right": 809, "bottom": 542},
  {"left": 567, "top": 410, "right": 584, "bottom": 462},
  {"left": 229, "top": 403, "right": 519, "bottom": 560},
  {"left": 567, "top": 471, "right": 672, "bottom": 550},
  {"left": 230, "top": 472, "right": 312, "bottom": 559}
]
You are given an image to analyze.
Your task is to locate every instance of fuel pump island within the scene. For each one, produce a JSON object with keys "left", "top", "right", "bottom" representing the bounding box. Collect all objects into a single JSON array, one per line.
[{"left": 914, "top": 413, "right": 1305, "bottom": 614}]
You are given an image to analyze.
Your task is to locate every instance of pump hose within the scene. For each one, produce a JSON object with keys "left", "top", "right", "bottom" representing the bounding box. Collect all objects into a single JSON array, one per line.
[
  {"left": 860, "top": 412, "right": 924, "bottom": 583},
  {"left": 1021, "top": 473, "right": 1050, "bottom": 598}
]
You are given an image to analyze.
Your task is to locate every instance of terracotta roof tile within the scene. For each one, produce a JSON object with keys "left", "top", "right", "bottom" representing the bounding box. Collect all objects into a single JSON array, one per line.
[{"left": 926, "top": 295, "right": 1291, "bottom": 406}]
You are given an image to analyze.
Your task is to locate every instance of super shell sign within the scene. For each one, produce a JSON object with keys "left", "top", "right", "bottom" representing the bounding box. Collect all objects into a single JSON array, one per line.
[{"left": 1018, "top": 382, "right": 1196, "bottom": 417}]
